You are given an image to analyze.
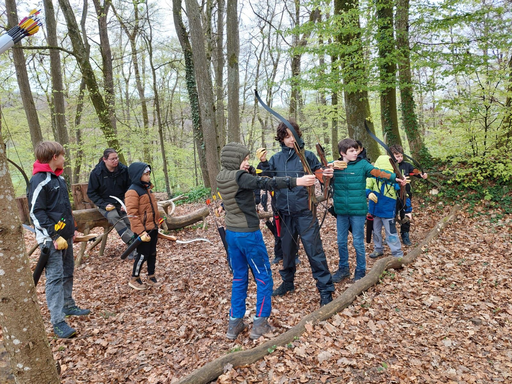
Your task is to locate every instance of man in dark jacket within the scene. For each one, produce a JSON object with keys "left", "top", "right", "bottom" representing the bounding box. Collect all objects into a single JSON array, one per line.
[
  {"left": 87, "top": 149, "right": 134, "bottom": 248},
  {"left": 259, "top": 120, "right": 335, "bottom": 307}
]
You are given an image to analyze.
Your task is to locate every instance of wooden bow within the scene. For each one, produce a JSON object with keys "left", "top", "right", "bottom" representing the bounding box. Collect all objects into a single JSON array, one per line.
[
  {"left": 254, "top": 90, "right": 318, "bottom": 215},
  {"left": 364, "top": 121, "right": 406, "bottom": 204}
]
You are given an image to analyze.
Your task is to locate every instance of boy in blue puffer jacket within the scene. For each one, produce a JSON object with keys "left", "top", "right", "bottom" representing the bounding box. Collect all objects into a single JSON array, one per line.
[
  {"left": 366, "top": 155, "right": 411, "bottom": 259},
  {"left": 331, "top": 139, "right": 407, "bottom": 282}
]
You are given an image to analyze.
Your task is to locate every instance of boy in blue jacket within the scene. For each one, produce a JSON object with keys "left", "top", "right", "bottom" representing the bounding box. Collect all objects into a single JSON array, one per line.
[
  {"left": 331, "top": 139, "right": 406, "bottom": 282},
  {"left": 28, "top": 141, "right": 90, "bottom": 338},
  {"left": 366, "top": 155, "right": 411, "bottom": 259}
]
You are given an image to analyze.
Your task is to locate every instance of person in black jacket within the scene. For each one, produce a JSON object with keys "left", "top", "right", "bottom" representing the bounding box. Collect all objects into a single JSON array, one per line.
[
  {"left": 87, "top": 149, "right": 135, "bottom": 250},
  {"left": 389, "top": 145, "right": 428, "bottom": 246},
  {"left": 28, "top": 141, "right": 90, "bottom": 338},
  {"left": 259, "top": 120, "right": 335, "bottom": 307}
]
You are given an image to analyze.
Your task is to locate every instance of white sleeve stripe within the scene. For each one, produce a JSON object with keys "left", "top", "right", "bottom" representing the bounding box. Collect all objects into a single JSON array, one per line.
[{"left": 29, "top": 173, "right": 52, "bottom": 244}]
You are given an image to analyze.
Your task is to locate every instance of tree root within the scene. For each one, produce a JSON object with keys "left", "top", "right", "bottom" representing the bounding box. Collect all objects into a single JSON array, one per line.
[{"left": 175, "top": 204, "right": 460, "bottom": 384}]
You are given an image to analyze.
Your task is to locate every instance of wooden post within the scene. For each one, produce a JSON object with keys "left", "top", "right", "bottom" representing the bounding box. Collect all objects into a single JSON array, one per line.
[
  {"left": 16, "top": 195, "right": 30, "bottom": 224},
  {"left": 71, "top": 183, "right": 95, "bottom": 210}
]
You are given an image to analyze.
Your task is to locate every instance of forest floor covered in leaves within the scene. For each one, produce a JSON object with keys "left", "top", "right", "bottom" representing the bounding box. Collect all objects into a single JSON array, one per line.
[{"left": 7, "top": 197, "right": 512, "bottom": 383}]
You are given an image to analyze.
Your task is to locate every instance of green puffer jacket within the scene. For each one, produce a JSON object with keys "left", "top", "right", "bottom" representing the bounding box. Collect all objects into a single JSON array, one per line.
[{"left": 332, "top": 158, "right": 397, "bottom": 216}]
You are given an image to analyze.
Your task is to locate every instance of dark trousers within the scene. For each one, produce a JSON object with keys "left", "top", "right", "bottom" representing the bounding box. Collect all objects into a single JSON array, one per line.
[
  {"left": 279, "top": 211, "right": 334, "bottom": 294},
  {"left": 132, "top": 230, "right": 158, "bottom": 277}
]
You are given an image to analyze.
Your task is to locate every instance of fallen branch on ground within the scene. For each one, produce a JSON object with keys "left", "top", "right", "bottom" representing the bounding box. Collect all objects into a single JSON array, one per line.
[{"left": 175, "top": 204, "right": 460, "bottom": 384}]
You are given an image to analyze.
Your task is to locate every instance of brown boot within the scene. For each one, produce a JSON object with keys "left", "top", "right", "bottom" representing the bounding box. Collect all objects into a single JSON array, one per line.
[
  {"left": 250, "top": 317, "right": 274, "bottom": 340},
  {"left": 128, "top": 277, "right": 147, "bottom": 290},
  {"left": 226, "top": 318, "right": 247, "bottom": 340},
  {"left": 146, "top": 275, "right": 161, "bottom": 288}
]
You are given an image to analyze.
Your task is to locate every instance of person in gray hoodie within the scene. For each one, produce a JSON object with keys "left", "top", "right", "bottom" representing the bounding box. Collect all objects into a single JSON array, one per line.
[{"left": 216, "top": 142, "right": 315, "bottom": 340}]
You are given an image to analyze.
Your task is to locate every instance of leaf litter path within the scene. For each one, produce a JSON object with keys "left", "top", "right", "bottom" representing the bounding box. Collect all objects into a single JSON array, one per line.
[{"left": 12, "top": 200, "right": 512, "bottom": 383}]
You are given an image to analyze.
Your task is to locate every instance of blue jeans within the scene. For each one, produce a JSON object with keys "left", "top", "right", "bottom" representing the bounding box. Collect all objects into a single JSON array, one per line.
[
  {"left": 336, "top": 215, "right": 366, "bottom": 274},
  {"left": 42, "top": 239, "right": 76, "bottom": 325},
  {"left": 226, "top": 230, "right": 273, "bottom": 319},
  {"left": 373, "top": 216, "right": 403, "bottom": 257}
]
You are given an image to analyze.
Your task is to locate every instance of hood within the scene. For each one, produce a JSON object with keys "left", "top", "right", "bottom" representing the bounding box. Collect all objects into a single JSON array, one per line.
[
  {"left": 373, "top": 155, "right": 394, "bottom": 173},
  {"left": 32, "top": 160, "right": 63, "bottom": 176},
  {"left": 220, "top": 143, "right": 250, "bottom": 171},
  {"left": 128, "top": 162, "right": 151, "bottom": 187}
]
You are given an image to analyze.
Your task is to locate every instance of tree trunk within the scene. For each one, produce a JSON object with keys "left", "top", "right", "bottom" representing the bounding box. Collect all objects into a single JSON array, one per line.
[
  {"left": 184, "top": 0, "right": 220, "bottom": 190},
  {"left": 334, "top": 0, "right": 380, "bottom": 161},
  {"left": 215, "top": 0, "right": 226, "bottom": 147},
  {"left": 226, "top": 0, "right": 240, "bottom": 142},
  {"left": 395, "top": 0, "right": 431, "bottom": 163},
  {"left": 143, "top": 11, "right": 172, "bottom": 197},
  {"left": 498, "top": 52, "right": 512, "bottom": 148},
  {"left": 173, "top": 0, "right": 210, "bottom": 187},
  {"left": 72, "top": 1, "right": 92, "bottom": 184},
  {"left": 5, "top": 0, "right": 43, "bottom": 151},
  {"left": 288, "top": 3, "right": 319, "bottom": 121},
  {"left": 376, "top": 0, "right": 401, "bottom": 146},
  {"left": 0, "top": 134, "right": 60, "bottom": 383},
  {"left": 57, "top": 0, "right": 126, "bottom": 164},
  {"left": 112, "top": 3, "right": 151, "bottom": 164},
  {"left": 92, "top": 0, "right": 118, "bottom": 135},
  {"left": 43, "top": 0, "right": 71, "bottom": 181}
]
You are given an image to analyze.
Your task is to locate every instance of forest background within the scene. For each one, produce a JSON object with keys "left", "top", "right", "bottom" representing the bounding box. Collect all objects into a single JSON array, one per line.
[
  {"left": 1, "top": 0, "right": 511, "bottom": 207},
  {"left": 1, "top": 0, "right": 512, "bottom": 382}
]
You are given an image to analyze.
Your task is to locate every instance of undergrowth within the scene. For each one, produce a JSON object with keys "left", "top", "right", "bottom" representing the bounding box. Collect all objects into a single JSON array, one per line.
[
  {"left": 418, "top": 156, "right": 512, "bottom": 216},
  {"left": 175, "top": 186, "right": 211, "bottom": 205}
]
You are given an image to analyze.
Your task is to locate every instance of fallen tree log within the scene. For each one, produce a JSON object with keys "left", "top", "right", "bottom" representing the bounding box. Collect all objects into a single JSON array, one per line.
[
  {"left": 163, "top": 206, "right": 209, "bottom": 230},
  {"left": 175, "top": 204, "right": 460, "bottom": 384}
]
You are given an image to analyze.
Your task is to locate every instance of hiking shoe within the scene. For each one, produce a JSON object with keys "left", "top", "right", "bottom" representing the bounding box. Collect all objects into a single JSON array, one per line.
[
  {"left": 250, "top": 317, "right": 274, "bottom": 340},
  {"left": 129, "top": 277, "right": 147, "bottom": 290},
  {"left": 369, "top": 251, "right": 384, "bottom": 259},
  {"left": 226, "top": 318, "right": 247, "bottom": 340},
  {"left": 63, "top": 305, "right": 91, "bottom": 317},
  {"left": 272, "top": 256, "right": 283, "bottom": 264},
  {"left": 332, "top": 268, "right": 350, "bottom": 283},
  {"left": 320, "top": 292, "right": 333, "bottom": 307},
  {"left": 146, "top": 275, "right": 161, "bottom": 288},
  {"left": 352, "top": 270, "right": 366, "bottom": 282},
  {"left": 272, "top": 283, "right": 295, "bottom": 296},
  {"left": 127, "top": 250, "right": 137, "bottom": 260},
  {"left": 53, "top": 321, "right": 76, "bottom": 339},
  {"left": 402, "top": 232, "right": 412, "bottom": 246}
]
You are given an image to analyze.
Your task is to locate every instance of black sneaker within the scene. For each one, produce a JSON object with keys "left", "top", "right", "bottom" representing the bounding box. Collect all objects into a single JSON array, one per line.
[
  {"left": 352, "top": 270, "right": 366, "bottom": 282},
  {"left": 63, "top": 305, "right": 91, "bottom": 317},
  {"left": 272, "top": 283, "right": 295, "bottom": 296},
  {"left": 272, "top": 256, "right": 283, "bottom": 264},
  {"left": 320, "top": 292, "right": 333, "bottom": 307},
  {"left": 53, "top": 321, "right": 76, "bottom": 339},
  {"left": 226, "top": 318, "right": 247, "bottom": 340},
  {"left": 332, "top": 268, "right": 350, "bottom": 283}
]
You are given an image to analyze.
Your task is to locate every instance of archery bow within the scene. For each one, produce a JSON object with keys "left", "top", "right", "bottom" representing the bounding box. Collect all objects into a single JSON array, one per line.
[
  {"left": 315, "top": 142, "right": 331, "bottom": 201},
  {"left": 254, "top": 90, "right": 318, "bottom": 215},
  {"left": 364, "top": 121, "right": 406, "bottom": 204}
]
